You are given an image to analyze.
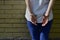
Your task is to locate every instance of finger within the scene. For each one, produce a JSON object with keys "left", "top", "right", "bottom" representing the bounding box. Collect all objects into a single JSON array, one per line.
[
  {"left": 42, "top": 20, "right": 48, "bottom": 26},
  {"left": 32, "top": 22, "right": 37, "bottom": 25},
  {"left": 42, "top": 16, "right": 45, "bottom": 23},
  {"left": 32, "top": 21, "right": 37, "bottom": 25},
  {"left": 34, "top": 21, "right": 37, "bottom": 25},
  {"left": 42, "top": 19, "right": 48, "bottom": 26}
]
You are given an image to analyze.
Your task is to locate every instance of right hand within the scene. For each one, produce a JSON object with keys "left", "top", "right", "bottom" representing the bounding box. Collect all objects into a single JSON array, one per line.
[{"left": 30, "top": 14, "right": 37, "bottom": 25}]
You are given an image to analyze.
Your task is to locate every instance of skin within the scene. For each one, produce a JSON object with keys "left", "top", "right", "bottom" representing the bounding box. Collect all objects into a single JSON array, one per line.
[
  {"left": 42, "top": 0, "right": 54, "bottom": 26},
  {"left": 25, "top": 0, "right": 37, "bottom": 25},
  {"left": 25, "top": 0, "right": 54, "bottom": 26}
]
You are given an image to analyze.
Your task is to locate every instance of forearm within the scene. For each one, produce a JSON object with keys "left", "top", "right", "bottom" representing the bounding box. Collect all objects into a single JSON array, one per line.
[
  {"left": 45, "top": 0, "right": 54, "bottom": 16},
  {"left": 25, "top": 0, "right": 33, "bottom": 15}
]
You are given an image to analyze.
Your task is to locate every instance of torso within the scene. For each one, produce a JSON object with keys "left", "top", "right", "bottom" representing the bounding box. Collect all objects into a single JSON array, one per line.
[{"left": 25, "top": 0, "right": 53, "bottom": 23}]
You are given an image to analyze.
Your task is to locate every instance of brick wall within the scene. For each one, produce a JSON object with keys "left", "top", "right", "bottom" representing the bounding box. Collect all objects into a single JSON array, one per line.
[
  {"left": 0, "top": 0, "right": 29, "bottom": 38},
  {"left": 49, "top": 0, "right": 60, "bottom": 39},
  {"left": 0, "top": 0, "right": 60, "bottom": 39}
]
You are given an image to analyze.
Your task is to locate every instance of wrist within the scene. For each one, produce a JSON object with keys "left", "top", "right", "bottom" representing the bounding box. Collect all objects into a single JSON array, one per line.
[
  {"left": 44, "top": 15, "right": 49, "bottom": 17},
  {"left": 30, "top": 11, "right": 34, "bottom": 15},
  {"left": 30, "top": 14, "right": 35, "bottom": 16},
  {"left": 30, "top": 11, "right": 36, "bottom": 16},
  {"left": 44, "top": 12, "right": 49, "bottom": 17},
  {"left": 43, "top": 14, "right": 49, "bottom": 18},
  {"left": 44, "top": 11, "right": 50, "bottom": 17}
]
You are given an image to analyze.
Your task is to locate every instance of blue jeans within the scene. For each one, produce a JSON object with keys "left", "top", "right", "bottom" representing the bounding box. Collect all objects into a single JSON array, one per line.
[{"left": 27, "top": 20, "right": 53, "bottom": 40}]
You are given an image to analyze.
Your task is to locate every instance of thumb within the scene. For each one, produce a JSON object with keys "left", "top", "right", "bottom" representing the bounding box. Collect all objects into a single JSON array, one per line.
[{"left": 42, "top": 19, "right": 48, "bottom": 26}]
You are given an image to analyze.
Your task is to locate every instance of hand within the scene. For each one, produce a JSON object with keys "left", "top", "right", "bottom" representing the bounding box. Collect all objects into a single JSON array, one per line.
[
  {"left": 42, "top": 15, "right": 49, "bottom": 27},
  {"left": 30, "top": 14, "right": 37, "bottom": 25}
]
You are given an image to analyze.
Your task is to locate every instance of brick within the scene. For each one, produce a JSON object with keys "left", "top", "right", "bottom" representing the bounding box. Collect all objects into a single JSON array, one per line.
[
  {"left": 52, "top": 24, "right": 60, "bottom": 28},
  {"left": 5, "top": 1, "right": 25, "bottom": 5},
  {"left": 0, "top": 19, "right": 5, "bottom": 23},
  {"left": 0, "top": 24, "right": 27, "bottom": 28},
  {"left": 0, "top": 33, "right": 13, "bottom": 37},
  {"left": 50, "top": 28, "right": 60, "bottom": 33},
  {"left": 2, "top": 19, "right": 26, "bottom": 24},
  {"left": 12, "top": 24, "right": 27, "bottom": 28},
  {"left": 0, "top": 24, "right": 13, "bottom": 27},
  {"left": 12, "top": 33, "right": 29, "bottom": 38},
  {"left": 0, "top": 4, "right": 25, "bottom": 10},
  {"left": 0, "top": 28, "right": 5, "bottom": 32},
  {"left": 0, "top": 10, "right": 4, "bottom": 13},
  {"left": 0, "top": 5, "right": 12, "bottom": 9},
  {"left": 4, "top": 27, "right": 28, "bottom": 33},
  {"left": 12, "top": 4, "right": 25, "bottom": 10},
  {"left": 49, "top": 33, "right": 60, "bottom": 38},
  {"left": 0, "top": 10, "right": 25, "bottom": 18},
  {"left": 0, "top": 1, "right": 4, "bottom": 5},
  {"left": 0, "top": 33, "right": 29, "bottom": 38},
  {"left": 53, "top": 19, "right": 60, "bottom": 24},
  {"left": 4, "top": 10, "right": 24, "bottom": 14}
]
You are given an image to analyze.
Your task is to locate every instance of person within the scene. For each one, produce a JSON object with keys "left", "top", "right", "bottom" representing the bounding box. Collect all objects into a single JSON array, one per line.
[{"left": 25, "top": 0, "right": 54, "bottom": 40}]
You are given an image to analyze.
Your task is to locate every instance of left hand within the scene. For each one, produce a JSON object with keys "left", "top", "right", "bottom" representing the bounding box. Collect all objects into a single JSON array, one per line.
[
  {"left": 42, "top": 15, "right": 49, "bottom": 27},
  {"left": 30, "top": 14, "right": 37, "bottom": 25}
]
